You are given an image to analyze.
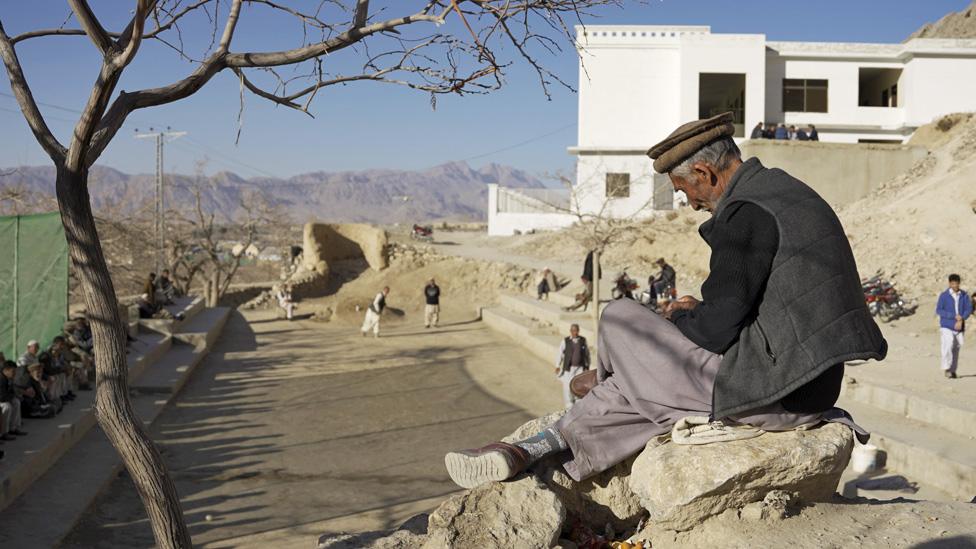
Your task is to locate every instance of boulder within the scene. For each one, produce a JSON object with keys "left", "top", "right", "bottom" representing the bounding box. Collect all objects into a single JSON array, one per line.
[
  {"left": 629, "top": 422, "right": 853, "bottom": 531},
  {"left": 502, "top": 412, "right": 645, "bottom": 532},
  {"left": 423, "top": 476, "right": 565, "bottom": 548}
]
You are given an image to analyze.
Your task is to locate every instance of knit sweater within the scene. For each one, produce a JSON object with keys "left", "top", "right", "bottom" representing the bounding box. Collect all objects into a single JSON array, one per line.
[{"left": 672, "top": 202, "right": 843, "bottom": 414}]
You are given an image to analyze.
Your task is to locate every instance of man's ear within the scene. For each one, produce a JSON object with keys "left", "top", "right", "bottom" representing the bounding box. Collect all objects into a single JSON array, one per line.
[{"left": 691, "top": 161, "right": 714, "bottom": 187}]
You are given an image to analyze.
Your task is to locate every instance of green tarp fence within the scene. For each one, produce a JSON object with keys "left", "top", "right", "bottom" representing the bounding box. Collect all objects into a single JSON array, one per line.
[{"left": 0, "top": 212, "right": 69, "bottom": 359}]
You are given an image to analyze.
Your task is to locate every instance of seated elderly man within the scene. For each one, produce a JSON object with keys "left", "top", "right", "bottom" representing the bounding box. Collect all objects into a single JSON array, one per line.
[{"left": 444, "top": 113, "right": 886, "bottom": 488}]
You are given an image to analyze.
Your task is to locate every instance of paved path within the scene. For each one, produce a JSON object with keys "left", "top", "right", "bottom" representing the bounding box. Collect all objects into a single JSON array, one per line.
[{"left": 61, "top": 307, "right": 561, "bottom": 548}]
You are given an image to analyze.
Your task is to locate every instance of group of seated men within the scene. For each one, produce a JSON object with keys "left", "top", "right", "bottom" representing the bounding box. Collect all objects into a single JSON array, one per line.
[
  {"left": 0, "top": 317, "right": 96, "bottom": 461},
  {"left": 136, "top": 269, "right": 180, "bottom": 319}
]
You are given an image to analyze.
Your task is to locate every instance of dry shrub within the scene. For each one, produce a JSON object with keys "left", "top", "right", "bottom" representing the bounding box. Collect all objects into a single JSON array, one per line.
[{"left": 936, "top": 115, "right": 958, "bottom": 133}]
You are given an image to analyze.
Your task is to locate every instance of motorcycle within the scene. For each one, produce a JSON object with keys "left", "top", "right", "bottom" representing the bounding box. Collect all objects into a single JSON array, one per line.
[
  {"left": 861, "top": 272, "right": 916, "bottom": 322},
  {"left": 612, "top": 271, "right": 639, "bottom": 300},
  {"left": 410, "top": 224, "right": 434, "bottom": 242}
]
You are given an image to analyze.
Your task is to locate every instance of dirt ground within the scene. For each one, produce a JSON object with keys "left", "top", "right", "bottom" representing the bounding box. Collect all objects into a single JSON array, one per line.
[{"left": 61, "top": 302, "right": 562, "bottom": 548}]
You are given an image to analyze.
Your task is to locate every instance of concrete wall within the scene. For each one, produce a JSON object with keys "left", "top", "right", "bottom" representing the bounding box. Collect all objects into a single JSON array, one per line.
[
  {"left": 576, "top": 26, "right": 688, "bottom": 148},
  {"left": 487, "top": 184, "right": 577, "bottom": 236},
  {"left": 902, "top": 55, "right": 976, "bottom": 126},
  {"left": 739, "top": 140, "right": 928, "bottom": 205},
  {"left": 303, "top": 223, "right": 388, "bottom": 272}
]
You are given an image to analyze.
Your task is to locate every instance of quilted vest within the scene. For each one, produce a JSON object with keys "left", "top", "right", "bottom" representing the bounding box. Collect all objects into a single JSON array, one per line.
[{"left": 700, "top": 158, "right": 887, "bottom": 418}]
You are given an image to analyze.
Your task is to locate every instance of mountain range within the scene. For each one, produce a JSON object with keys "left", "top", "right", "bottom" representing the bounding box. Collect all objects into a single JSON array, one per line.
[{"left": 0, "top": 161, "right": 549, "bottom": 223}]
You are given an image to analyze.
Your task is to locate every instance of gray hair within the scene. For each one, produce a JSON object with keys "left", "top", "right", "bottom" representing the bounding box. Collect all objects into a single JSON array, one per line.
[{"left": 669, "top": 137, "right": 741, "bottom": 178}]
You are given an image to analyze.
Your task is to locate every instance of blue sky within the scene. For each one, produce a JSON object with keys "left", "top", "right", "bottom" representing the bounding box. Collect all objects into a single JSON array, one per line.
[{"left": 0, "top": 1, "right": 969, "bottom": 179}]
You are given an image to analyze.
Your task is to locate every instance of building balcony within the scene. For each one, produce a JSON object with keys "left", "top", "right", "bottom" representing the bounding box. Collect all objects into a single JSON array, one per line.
[{"left": 784, "top": 106, "right": 906, "bottom": 130}]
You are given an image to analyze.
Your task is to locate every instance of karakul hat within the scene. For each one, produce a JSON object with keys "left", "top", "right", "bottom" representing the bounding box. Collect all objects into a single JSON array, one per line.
[{"left": 647, "top": 112, "right": 736, "bottom": 174}]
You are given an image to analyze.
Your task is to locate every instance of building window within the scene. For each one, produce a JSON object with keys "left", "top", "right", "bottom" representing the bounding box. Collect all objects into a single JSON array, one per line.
[
  {"left": 858, "top": 68, "right": 901, "bottom": 107},
  {"left": 783, "top": 79, "right": 828, "bottom": 113},
  {"left": 605, "top": 173, "right": 630, "bottom": 199}
]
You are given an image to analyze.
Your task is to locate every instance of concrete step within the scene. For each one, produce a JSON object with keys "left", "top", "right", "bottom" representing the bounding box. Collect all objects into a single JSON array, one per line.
[
  {"left": 498, "top": 293, "right": 597, "bottom": 341},
  {"left": 839, "top": 399, "right": 976, "bottom": 501},
  {"left": 0, "top": 329, "right": 172, "bottom": 511},
  {"left": 841, "top": 376, "right": 976, "bottom": 440},
  {"left": 0, "top": 386, "right": 184, "bottom": 548},
  {"left": 138, "top": 295, "right": 205, "bottom": 336},
  {"left": 173, "top": 306, "right": 231, "bottom": 348},
  {"left": 0, "top": 308, "right": 232, "bottom": 548},
  {"left": 132, "top": 342, "right": 206, "bottom": 395},
  {"left": 482, "top": 307, "right": 563, "bottom": 365}
]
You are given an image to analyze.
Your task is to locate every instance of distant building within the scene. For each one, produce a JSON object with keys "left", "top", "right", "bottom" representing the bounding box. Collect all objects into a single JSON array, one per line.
[
  {"left": 231, "top": 242, "right": 261, "bottom": 258},
  {"left": 487, "top": 25, "right": 976, "bottom": 236}
]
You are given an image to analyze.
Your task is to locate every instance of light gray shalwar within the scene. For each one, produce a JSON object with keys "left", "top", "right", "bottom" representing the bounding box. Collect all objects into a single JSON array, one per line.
[{"left": 554, "top": 299, "right": 822, "bottom": 481}]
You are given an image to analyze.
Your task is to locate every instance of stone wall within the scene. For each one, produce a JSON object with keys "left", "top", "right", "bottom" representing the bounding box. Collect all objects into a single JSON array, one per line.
[
  {"left": 739, "top": 140, "right": 928, "bottom": 205},
  {"left": 303, "top": 223, "right": 388, "bottom": 273}
]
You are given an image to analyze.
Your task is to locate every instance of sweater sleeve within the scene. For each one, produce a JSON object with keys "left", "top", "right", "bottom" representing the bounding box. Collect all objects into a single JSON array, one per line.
[{"left": 671, "top": 203, "right": 778, "bottom": 354}]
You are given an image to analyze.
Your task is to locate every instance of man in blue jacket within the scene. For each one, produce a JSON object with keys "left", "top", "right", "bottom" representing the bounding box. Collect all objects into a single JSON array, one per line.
[{"left": 936, "top": 274, "right": 972, "bottom": 379}]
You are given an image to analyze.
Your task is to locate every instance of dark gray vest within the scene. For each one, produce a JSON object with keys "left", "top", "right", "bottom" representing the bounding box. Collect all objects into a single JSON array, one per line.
[
  {"left": 562, "top": 336, "right": 589, "bottom": 371},
  {"left": 700, "top": 158, "right": 887, "bottom": 418}
]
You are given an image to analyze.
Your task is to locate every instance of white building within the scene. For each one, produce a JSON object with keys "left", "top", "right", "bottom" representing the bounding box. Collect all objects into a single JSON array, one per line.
[{"left": 487, "top": 25, "right": 976, "bottom": 236}]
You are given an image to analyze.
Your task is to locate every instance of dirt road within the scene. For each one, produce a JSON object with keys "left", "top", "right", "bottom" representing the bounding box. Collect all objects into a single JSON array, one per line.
[{"left": 61, "top": 307, "right": 561, "bottom": 548}]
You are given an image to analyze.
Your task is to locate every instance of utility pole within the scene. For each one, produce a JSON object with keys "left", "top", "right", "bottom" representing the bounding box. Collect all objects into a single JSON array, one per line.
[{"left": 134, "top": 127, "right": 187, "bottom": 274}]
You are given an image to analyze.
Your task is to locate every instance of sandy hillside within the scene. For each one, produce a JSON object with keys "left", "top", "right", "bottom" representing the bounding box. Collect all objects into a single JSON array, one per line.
[
  {"left": 838, "top": 113, "right": 976, "bottom": 297},
  {"left": 908, "top": 0, "right": 976, "bottom": 39},
  {"left": 298, "top": 242, "right": 536, "bottom": 325},
  {"left": 490, "top": 208, "right": 712, "bottom": 294},
  {"left": 477, "top": 114, "right": 976, "bottom": 301}
]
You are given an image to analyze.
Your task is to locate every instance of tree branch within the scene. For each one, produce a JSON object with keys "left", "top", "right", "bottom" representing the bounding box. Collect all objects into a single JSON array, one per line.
[
  {"left": 0, "top": 21, "right": 66, "bottom": 161},
  {"left": 217, "top": 0, "right": 244, "bottom": 53},
  {"left": 68, "top": 0, "right": 113, "bottom": 54},
  {"left": 113, "top": 0, "right": 153, "bottom": 69},
  {"left": 354, "top": 0, "right": 370, "bottom": 28},
  {"left": 225, "top": 11, "right": 444, "bottom": 67}
]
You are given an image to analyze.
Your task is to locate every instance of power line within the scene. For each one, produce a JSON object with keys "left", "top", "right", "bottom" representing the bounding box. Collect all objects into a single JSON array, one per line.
[
  {"left": 0, "top": 93, "right": 277, "bottom": 178},
  {"left": 460, "top": 122, "right": 577, "bottom": 162}
]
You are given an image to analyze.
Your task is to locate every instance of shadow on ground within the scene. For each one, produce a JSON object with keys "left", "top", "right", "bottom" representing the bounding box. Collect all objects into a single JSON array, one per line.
[{"left": 60, "top": 309, "right": 538, "bottom": 548}]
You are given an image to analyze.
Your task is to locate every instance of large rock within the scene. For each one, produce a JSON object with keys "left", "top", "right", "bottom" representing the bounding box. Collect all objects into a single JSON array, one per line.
[
  {"left": 423, "top": 476, "right": 566, "bottom": 548},
  {"left": 502, "top": 412, "right": 645, "bottom": 532},
  {"left": 303, "top": 222, "right": 388, "bottom": 272},
  {"left": 629, "top": 422, "right": 853, "bottom": 531}
]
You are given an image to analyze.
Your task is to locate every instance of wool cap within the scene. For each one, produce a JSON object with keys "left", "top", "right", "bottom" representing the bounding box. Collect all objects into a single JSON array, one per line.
[{"left": 647, "top": 112, "right": 736, "bottom": 174}]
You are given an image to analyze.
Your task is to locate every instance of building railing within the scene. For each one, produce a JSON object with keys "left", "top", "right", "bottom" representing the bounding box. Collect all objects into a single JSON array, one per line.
[{"left": 496, "top": 187, "right": 571, "bottom": 214}]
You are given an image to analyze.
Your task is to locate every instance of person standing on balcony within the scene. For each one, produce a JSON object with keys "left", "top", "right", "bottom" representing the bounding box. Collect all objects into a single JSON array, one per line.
[
  {"left": 750, "top": 121, "right": 764, "bottom": 139},
  {"left": 936, "top": 274, "right": 972, "bottom": 379}
]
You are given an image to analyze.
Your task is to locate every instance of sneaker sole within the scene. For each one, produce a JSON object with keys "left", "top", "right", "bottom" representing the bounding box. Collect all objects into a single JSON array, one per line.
[{"left": 444, "top": 450, "right": 513, "bottom": 489}]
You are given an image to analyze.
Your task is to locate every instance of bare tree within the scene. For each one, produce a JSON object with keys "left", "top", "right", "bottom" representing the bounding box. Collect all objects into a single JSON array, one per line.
[
  {"left": 167, "top": 175, "right": 282, "bottom": 306},
  {"left": 0, "top": 1, "right": 619, "bottom": 545},
  {"left": 513, "top": 165, "right": 657, "bottom": 337}
]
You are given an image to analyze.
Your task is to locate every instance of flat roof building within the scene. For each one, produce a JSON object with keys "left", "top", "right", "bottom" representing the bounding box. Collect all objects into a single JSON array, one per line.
[{"left": 487, "top": 25, "right": 976, "bottom": 236}]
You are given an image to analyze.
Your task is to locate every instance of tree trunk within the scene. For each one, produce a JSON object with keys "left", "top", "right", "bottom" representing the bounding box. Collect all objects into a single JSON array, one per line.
[
  {"left": 55, "top": 164, "right": 192, "bottom": 548},
  {"left": 208, "top": 269, "right": 219, "bottom": 307},
  {"left": 591, "top": 249, "right": 600, "bottom": 343}
]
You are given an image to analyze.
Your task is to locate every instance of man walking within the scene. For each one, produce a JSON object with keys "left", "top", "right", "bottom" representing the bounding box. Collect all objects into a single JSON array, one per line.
[
  {"left": 554, "top": 324, "right": 590, "bottom": 409},
  {"left": 424, "top": 279, "right": 441, "bottom": 329},
  {"left": 936, "top": 274, "right": 971, "bottom": 379},
  {"left": 361, "top": 286, "right": 390, "bottom": 338}
]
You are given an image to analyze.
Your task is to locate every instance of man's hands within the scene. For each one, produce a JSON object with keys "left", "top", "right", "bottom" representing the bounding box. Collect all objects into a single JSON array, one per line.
[{"left": 663, "top": 295, "right": 700, "bottom": 320}]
